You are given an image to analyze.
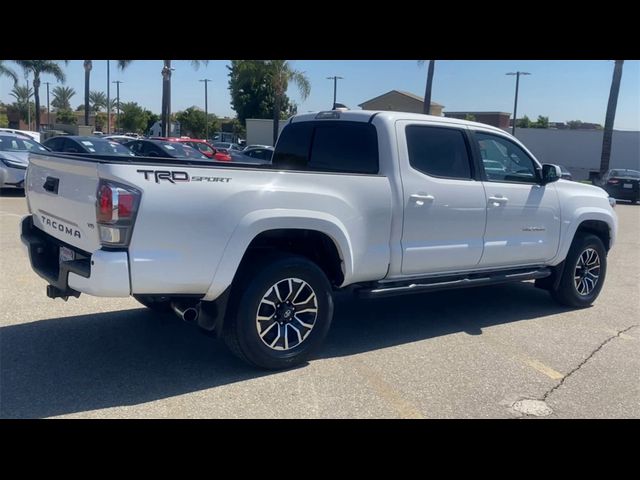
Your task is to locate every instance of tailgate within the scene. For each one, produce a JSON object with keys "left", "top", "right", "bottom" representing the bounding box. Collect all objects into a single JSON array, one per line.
[{"left": 26, "top": 153, "right": 101, "bottom": 252}]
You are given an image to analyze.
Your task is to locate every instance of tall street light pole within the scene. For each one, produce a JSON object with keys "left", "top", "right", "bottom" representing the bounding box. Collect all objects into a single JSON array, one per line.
[
  {"left": 326, "top": 76, "right": 344, "bottom": 109},
  {"left": 199, "top": 78, "right": 212, "bottom": 140},
  {"left": 44, "top": 82, "right": 51, "bottom": 129},
  {"left": 112, "top": 80, "right": 123, "bottom": 133},
  {"left": 106, "top": 60, "right": 111, "bottom": 134},
  {"left": 506, "top": 71, "right": 531, "bottom": 135}
]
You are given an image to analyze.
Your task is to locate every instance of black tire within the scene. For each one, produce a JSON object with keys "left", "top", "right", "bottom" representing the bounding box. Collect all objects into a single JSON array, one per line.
[
  {"left": 134, "top": 295, "right": 172, "bottom": 312},
  {"left": 224, "top": 253, "right": 334, "bottom": 370},
  {"left": 550, "top": 233, "right": 607, "bottom": 308}
]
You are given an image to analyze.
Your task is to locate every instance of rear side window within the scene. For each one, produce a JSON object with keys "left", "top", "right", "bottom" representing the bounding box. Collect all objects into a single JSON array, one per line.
[
  {"left": 273, "top": 122, "right": 378, "bottom": 174},
  {"left": 309, "top": 124, "right": 378, "bottom": 174},
  {"left": 406, "top": 126, "right": 472, "bottom": 180}
]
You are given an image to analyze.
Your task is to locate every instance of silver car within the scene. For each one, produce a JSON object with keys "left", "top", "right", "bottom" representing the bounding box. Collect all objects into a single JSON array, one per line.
[{"left": 0, "top": 134, "right": 49, "bottom": 189}]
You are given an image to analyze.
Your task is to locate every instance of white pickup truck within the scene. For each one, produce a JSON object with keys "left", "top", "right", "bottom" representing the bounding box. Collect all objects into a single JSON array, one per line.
[{"left": 21, "top": 110, "right": 618, "bottom": 369}]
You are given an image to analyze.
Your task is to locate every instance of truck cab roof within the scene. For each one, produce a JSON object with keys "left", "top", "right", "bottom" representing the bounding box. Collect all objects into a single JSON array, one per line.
[{"left": 289, "top": 110, "right": 509, "bottom": 136}]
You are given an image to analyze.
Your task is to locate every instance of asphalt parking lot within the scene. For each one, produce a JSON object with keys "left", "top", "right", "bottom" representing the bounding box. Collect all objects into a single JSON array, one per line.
[{"left": 1, "top": 189, "right": 638, "bottom": 418}]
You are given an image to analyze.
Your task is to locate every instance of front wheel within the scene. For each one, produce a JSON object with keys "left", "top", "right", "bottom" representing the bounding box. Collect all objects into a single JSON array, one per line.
[
  {"left": 224, "top": 253, "right": 334, "bottom": 370},
  {"left": 550, "top": 233, "right": 607, "bottom": 308}
]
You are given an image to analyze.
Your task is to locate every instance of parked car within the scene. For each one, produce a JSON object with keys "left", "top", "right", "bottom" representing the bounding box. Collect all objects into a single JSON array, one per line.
[
  {"left": 0, "top": 127, "right": 41, "bottom": 143},
  {"left": 600, "top": 169, "right": 640, "bottom": 203},
  {"left": 123, "top": 139, "right": 208, "bottom": 160},
  {"left": 237, "top": 145, "right": 274, "bottom": 162},
  {"left": 0, "top": 133, "right": 49, "bottom": 189},
  {"left": 43, "top": 136, "right": 136, "bottom": 157},
  {"left": 21, "top": 110, "right": 617, "bottom": 369},
  {"left": 558, "top": 165, "right": 573, "bottom": 181},
  {"left": 212, "top": 141, "right": 243, "bottom": 152},
  {"left": 104, "top": 135, "right": 140, "bottom": 145},
  {"left": 152, "top": 137, "right": 231, "bottom": 162}
]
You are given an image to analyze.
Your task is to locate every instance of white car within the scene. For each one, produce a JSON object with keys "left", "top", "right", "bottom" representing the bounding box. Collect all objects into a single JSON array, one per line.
[
  {"left": 0, "top": 128, "right": 41, "bottom": 144},
  {"left": 21, "top": 110, "right": 617, "bottom": 369},
  {"left": 103, "top": 135, "right": 140, "bottom": 145},
  {"left": 0, "top": 133, "right": 49, "bottom": 189}
]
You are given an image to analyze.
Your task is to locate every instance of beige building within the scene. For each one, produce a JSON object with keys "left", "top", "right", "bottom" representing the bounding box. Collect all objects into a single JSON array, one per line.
[{"left": 358, "top": 90, "right": 444, "bottom": 116}]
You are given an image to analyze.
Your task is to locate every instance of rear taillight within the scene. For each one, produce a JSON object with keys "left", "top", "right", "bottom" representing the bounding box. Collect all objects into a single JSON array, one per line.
[
  {"left": 608, "top": 179, "right": 619, "bottom": 184},
  {"left": 96, "top": 180, "right": 141, "bottom": 247}
]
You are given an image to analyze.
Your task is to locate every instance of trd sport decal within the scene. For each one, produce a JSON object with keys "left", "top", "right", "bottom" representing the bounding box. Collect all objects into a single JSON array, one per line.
[{"left": 137, "top": 170, "right": 231, "bottom": 184}]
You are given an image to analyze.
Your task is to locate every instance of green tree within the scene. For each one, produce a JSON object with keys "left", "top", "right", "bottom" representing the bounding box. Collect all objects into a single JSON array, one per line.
[
  {"left": 532, "top": 115, "right": 549, "bottom": 128},
  {"left": 175, "top": 107, "right": 220, "bottom": 138},
  {"left": 567, "top": 120, "right": 583, "bottom": 129},
  {"left": 418, "top": 60, "right": 436, "bottom": 114},
  {"left": 89, "top": 90, "right": 107, "bottom": 113},
  {"left": 0, "top": 112, "right": 8, "bottom": 128},
  {"left": 82, "top": 61, "right": 130, "bottom": 126},
  {"left": 119, "top": 102, "right": 149, "bottom": 133},
  {"left": 56, "top": 109, "right": 77, "bottom": 125},
  {"left": 175, "top": 107, "right": 206, "bottom": 138},
  {"left": 95, "top": 112, "right": 107, "bottom": 131},
  {"left": 464, "top": 114, "right": 476, "bottom": 122},
  {"left": 227, "top": 60, "right": 295, "bottom": 126},
  {"left": 265, "top": 60, "right": 310, "bottom": 144},
  {"left": 0, "top": 61, "right": 18, "bottom": 85},
  {"left": 517, "top": 115, "right": 532, "bottom": 128},
  {"left": 51, "top": 86, "right": 76, "bottom": 111},
  {"left": 13, "top": 60, "right": 67, "bottom": 131},
  {"left": 144, "top": 110, "right": 160, "bottom": 134},
  {"left": 600, "top": 60, "right": 624, "bottom": 175},
  {"left": 76, "top": 104, "right": 85, "bottom": 111}
]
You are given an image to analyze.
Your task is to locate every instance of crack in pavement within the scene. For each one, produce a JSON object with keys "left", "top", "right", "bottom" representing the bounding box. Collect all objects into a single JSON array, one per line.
[{"left": 541, "top": 324, "right": 639, "bottom": 401}]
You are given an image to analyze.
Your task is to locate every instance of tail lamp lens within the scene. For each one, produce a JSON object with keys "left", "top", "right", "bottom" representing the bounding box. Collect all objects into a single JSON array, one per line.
[{"left": 96, "top": 180, "right": 141, "bottom": 246}]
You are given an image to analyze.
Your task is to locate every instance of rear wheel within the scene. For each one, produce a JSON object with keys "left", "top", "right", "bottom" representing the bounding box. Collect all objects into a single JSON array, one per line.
[
  {"left": 224, "top": 253, "right": 334, "bottom": 370},
  {"left": 550, "top": 233, "right": 607, "bottom": 307}
]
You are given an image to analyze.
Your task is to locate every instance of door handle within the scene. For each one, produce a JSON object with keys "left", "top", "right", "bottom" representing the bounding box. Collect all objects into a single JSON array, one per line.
[
  {"left": 410, "top": 194, "right": 435, "bottom": 205},
  {"left": 488, "top": 196, "right": 508, "bottom": 206},
  {"left": 410, "top": 194, "right": 435, "bottom": 201}
]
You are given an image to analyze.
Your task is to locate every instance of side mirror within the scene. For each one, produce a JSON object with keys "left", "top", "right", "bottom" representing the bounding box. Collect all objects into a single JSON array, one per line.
[{"left": 541, "top": 164, "right": 562, "bottom": 185}]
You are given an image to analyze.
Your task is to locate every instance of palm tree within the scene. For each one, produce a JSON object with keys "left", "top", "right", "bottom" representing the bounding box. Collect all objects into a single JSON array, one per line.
[
  {"left": 158, "top": 60, "right": 208, "bottom": 136},
  {"left": 10, "top": 85, "right": 33, "bottom": 123},
  {"left": 89, "top": 90, "right": 107, "bottom": 113},
  {"left": 51, "top": 86, "right": 76, "bottom": 111},
  {"left": 13, "top": 60, "right": 67, "bottom": 131},
  {"left": 599, "top": 60, "right": 624, "bottom": 176},
  {"left": 0, "top": 60, "right": 18, "bottom": 85},
  {"left": 266, "top": 60, "right": 311, "bottom": 145},
  {"left": 418, "top": 60, "right": 436, "bottom": 114},
  {"left": 83, "top": 60, "right": 130, "bottom": 126}
]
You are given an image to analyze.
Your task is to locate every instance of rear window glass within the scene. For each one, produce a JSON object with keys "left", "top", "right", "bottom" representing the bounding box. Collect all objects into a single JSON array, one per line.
[{"left": 273, "top": 122, "right": 378, "bottom": 174}]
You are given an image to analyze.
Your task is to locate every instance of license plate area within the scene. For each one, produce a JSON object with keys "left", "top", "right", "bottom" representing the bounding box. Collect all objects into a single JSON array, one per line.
[
  {"left": 59, "top": 245, "right": 75, "bottom": 263},
  {"left": 623, "top": 183, "right": 632, "bottom": 189}
]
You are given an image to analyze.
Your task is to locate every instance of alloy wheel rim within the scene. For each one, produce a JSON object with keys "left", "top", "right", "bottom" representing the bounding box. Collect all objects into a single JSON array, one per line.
[
  {"left": 573, "top": 248, "right": 600, "bottom": 296},
  {"left": 256, "top": 278, "right": 318, "bottom": 351}
]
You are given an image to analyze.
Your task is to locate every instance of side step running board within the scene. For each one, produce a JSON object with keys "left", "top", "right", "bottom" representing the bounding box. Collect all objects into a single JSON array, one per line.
[{"left": 357, "top": 268, "right": 551, "bottom": 298}]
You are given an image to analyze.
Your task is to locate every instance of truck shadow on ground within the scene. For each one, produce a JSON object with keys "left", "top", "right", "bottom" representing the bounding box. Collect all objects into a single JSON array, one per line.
[{"left": 1, "top": 282, "right": 572, "bottom": 418}]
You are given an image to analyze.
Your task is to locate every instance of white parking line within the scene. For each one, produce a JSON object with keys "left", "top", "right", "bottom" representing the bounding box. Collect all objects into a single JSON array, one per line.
[{"left": 0, "top": 212, "right": 24, "bottom": 218}]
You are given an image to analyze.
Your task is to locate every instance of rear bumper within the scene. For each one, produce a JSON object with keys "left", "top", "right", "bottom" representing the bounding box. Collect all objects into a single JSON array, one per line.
[{"left": 21, "top": 215, "right": 130, "bottom": 297}]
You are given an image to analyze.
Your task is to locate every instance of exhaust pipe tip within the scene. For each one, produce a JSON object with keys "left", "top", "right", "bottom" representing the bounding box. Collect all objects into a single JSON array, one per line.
[{"left": 171, "top": 302, "right": 200, "bottom": 323}]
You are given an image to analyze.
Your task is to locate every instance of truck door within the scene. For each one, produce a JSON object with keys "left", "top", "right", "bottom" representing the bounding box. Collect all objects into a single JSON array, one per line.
[
  {"left": 397, "top": 121, "right": 487, "bottom": 274},
  {"left": 472, "top": 130, "right": 561, "bottom": 267}
]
